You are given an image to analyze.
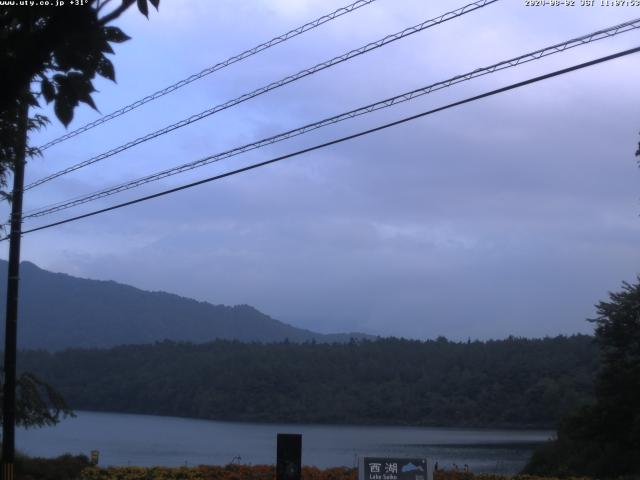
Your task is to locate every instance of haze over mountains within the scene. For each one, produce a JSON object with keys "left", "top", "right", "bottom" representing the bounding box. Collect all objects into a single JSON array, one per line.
[{"left": 0, "top": 260, "right": 372, "bottom": 351}]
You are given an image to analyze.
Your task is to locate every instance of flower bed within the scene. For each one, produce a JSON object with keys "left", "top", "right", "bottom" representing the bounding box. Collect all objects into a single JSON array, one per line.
[{"left": 77, "top": 465, "right": 593, "bottom": 480}]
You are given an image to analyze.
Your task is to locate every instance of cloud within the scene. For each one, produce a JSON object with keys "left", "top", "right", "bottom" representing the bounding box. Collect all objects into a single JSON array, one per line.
[{"left": 6, "top": 0, "right": 640, "bottom": 340}]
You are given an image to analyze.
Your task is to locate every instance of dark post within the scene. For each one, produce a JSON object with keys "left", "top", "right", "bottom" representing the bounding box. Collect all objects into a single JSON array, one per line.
[
  {"left": 276, "top": 433, "right": 302, "bottom": 480},
  {"left": 2, "top": 97, "right": 29, "bottom": 480}
]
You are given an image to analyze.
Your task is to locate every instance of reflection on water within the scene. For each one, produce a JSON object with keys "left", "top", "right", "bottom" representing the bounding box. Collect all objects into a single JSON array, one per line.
[{"left": 17, "top": 411, "right": 553, "bottom": 474}]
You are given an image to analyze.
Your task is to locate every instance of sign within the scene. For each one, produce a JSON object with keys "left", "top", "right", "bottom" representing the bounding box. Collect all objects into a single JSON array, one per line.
[
  {"left": 359, "top": 457, "right": 431, "bottom": 480},
  {"left": 276, "top": 433, "right": 301, "bottom": 480}
]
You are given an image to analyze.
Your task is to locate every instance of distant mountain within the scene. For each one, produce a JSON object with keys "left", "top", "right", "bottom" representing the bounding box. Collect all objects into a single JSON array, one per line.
[{"left": 0, "top": 260, "right": 373, "bottom": 351}]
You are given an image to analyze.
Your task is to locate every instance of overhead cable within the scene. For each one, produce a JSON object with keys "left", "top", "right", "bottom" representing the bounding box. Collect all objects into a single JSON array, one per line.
[
  {"left": 21, "top": 17, "right": 640, "bottom": 219},
  {"left": 24, "top": 0, "right": 498, "bottom": 191},
  {"left": 36, "top": 0, "right": 378, "bottom": 151},
  {"left": 10, "top": 45, "right": 639, "bottom": 239}
]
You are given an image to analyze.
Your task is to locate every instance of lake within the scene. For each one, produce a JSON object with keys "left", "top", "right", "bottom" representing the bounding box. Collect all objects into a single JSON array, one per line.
[{"left": 17, "top": 411, "right": 553, "bottom": 474}]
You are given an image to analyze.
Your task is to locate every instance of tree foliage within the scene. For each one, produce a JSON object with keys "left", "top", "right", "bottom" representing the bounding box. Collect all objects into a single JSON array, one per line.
[
  {"left": 19, "top": 335, "right": 598, "bottom": 429},
  {"left": 524, "top": 279, "right": 640, "bottom": 478},
  {"left": 0, "top": 371, "right": 73, "bottom": 428},
  {"left": 0, "top": 0, "right": 159, "bottom": 186},
  {"left": 0, "top": 0, "right": 160, "bottom": 429}
]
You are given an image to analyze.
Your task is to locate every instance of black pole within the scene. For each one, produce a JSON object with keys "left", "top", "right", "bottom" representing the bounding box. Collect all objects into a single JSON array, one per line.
[{"left": 2, "top": 97, "right": 28, "bottom": 480}]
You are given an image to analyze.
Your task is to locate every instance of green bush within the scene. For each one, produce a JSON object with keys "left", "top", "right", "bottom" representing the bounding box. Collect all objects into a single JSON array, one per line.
[{"left": 14, "top": 452, "right": 91, "bottom": 480}]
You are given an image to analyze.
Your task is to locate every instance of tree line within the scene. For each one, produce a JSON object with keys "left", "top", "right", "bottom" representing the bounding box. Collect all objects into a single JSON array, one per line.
[
  {"left": 17, "top": 335, "right": 597, "bottom": 429},
  {"left": 524, "top": 279, "right": 640, "bottom": 478}
]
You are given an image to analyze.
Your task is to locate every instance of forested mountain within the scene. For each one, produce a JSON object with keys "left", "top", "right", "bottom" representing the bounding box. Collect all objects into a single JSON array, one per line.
[
  {"left": 0, "top": 260, "right": 371, "bottom": 350},
  {"left": 19, "top": 335, "right": 598, "bottom": 428}
]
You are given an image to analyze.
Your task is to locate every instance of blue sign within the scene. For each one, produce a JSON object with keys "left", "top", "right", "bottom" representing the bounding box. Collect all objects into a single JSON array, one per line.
[{"left": 360, "top": 457, "right": 428, "bottom": 480}]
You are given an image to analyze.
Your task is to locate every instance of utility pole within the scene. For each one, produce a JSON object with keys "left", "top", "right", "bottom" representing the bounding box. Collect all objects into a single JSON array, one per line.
[{"left": 2, "top": 96, "right": 29, "bottom": 480}]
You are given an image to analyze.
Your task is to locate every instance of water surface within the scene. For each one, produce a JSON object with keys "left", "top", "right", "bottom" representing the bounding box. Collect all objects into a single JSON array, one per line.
[{"left": 18, "top": 411, "right": 553, "bottom": 474}]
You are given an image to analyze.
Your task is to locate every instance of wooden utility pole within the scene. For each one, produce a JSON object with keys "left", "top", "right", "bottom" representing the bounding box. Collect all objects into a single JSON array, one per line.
[{"left": 2, "top": 96, "right": 29, "bottom": 480}]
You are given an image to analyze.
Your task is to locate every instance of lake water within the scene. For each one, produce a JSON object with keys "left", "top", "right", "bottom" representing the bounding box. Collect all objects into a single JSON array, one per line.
[{"left": 17, "top": 411, "right": 553, "bottom": 474}]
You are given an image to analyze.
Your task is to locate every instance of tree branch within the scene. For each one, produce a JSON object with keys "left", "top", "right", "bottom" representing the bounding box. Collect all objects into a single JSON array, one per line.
[
  {"left": 98, "top": 0, "right": 135, "bottom": 25},
  {"left": 97, "top": 0, "right": 115, "bottom": 13}
]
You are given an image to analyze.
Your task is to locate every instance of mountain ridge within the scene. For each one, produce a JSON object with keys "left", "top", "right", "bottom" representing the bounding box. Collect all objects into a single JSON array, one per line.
[{"left": 0, "top": 259, "right": 373, "bottom": 350}]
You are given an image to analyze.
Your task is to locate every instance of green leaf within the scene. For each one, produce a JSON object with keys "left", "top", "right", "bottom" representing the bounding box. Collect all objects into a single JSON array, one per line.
[
  {"left": 61, "top": 72, "right": 98, "bottom": 111},
  {"left": 100, "top": 38, "right": 115, "bottom": 54},
  {"left": 137, "top": 0, "right": 148, "bottom": 17},
  {"left": 41, "top": 78, "right": 55, "bottom": 103},
  {"left": 27, "top": 114, "right": 50, "bottom": 132},
  {"left": 103, "top": 26, "right": 130, "bottom": 43},
  {"left": 53, "top": 72, "right": 100, "bottom": 124},
  {"left": 96, "top": 57, "right": 115, "bottom": 82},
  {"left": 54, "top": 98, "right": 74, "bottom": 127},
  {"left": 26, "top": 93, "right": 39, "bottom": 107},
  {"left": 78, "top": 92, "right": 97, "bottom": 110},
  {"left": 149, "top": 0, "right": 159, "bottom": 9}
]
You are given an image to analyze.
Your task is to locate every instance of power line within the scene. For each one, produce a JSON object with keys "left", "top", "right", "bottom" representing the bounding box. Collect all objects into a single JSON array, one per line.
[
  {"left": 9, "top": 45, "right": 639, "bottom": 240},
  {"left": 36, "top": 0, "right": 378, "bottom": 152},
  {"left": 21, "top": 17, "right": 640, "bottom": 220},
  {"left": 23, "top": 0, "right": 498, "bottom": 192}
]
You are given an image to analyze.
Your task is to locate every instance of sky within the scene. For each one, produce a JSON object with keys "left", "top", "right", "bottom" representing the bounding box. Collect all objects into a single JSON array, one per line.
[{"left": 3, "top": 0, "right": 640, "bottom": 340}]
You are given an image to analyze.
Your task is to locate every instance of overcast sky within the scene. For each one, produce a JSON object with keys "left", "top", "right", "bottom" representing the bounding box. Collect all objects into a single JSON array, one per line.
[{"left": 4, "top": 0, "right": 640, "bottom": 340}]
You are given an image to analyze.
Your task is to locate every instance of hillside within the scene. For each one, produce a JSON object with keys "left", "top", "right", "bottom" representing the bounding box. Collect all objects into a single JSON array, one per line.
[
  {"left": 0, "top": 260, "right": 371, "bottom": 350},
  {"left": 20, "top": 335, "right": 598, "bottom": 428}
]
